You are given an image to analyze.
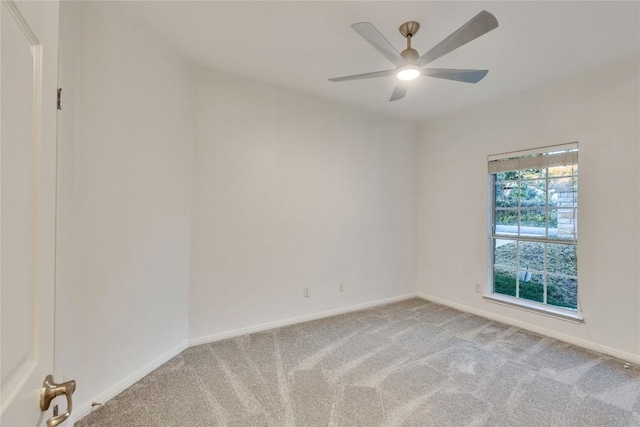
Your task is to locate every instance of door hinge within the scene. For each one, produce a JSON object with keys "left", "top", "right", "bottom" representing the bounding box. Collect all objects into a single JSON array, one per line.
[{"left": 57, "top": 88, "right": 62, "bottom": 110}]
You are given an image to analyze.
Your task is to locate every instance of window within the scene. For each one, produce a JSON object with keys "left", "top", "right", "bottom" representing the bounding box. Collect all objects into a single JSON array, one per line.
[{"left": 488, "top": 143, "right": 578, "bottom": 316}]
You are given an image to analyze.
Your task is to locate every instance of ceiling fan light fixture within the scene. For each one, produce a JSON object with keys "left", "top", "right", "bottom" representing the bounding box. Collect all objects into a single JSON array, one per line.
[
  {"left": 329, "top": 11, "right": 499, "bottom": 101},
  {"left": 396, "top": 64, "right": 421, "bottom": 81}
]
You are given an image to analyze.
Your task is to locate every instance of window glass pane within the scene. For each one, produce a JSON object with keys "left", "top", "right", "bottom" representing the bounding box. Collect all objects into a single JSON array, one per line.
[
  {"left": 494, "top": 239, "right": 517, "bottom": 268},
  {"left": 549, "top": 164, "right": 577, "bottom": 178},
  {"left": 495, "top": 209, "right": 518, "bottom": 234},
  {"left": 546, "top": 243, "right": 577, "bottom": 276},
  {"left": 517, "top": 272, "right": 544, "bottom": 303},
  {"left": 495, "top": 181, "right": 518, "bottom": 208},
  {"left": 550, "top": 208, "right": 577, "bottom": 240},
  {"left": 549, "top": 176, "right": 577, "bottom": 192},
  {"left": 519, "top": 180, "right": 546, "bottom": 208},
  {"left": 519, "top": 208, "right": 546, "bottom": 236},
  {"left": 494, "top": 267, "right": 517, "bottom": 297},
  {"left": 549, "top": 177, "right": 577, "bottom": 208},
  {"left": 496, "top": 171, "right": 519, "bottom": 182},
  {"left": 518, "top": 241, "right": 544, "bottom": 272},
  {"left": 520, "top": 168, "right": 546, "bottom": 180},
  {"left": 547, "top": 275, "right": 577, "bottom": 309}
]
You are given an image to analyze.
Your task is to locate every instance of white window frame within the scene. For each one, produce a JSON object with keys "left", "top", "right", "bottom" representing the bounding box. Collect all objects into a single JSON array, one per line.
[{"left": 484, "top": 143, "right": 582, "bottom": 322}]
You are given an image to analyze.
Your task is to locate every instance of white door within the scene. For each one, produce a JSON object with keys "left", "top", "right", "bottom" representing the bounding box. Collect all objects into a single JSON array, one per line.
[{"left": 0, "top": 1, "right": 70, "bottom": 426}]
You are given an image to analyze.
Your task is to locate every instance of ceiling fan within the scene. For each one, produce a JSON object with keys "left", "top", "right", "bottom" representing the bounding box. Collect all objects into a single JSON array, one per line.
[{"left": 329, "top": 10, "right": 499, "bottom": 102}]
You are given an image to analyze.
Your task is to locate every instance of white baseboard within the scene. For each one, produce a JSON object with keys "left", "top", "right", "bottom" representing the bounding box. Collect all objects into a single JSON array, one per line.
[
  {"left": 188, "top": 293, "right": 418, "bottom": 347},
  {"left": 416, "top": 292, "right": 640, "bottom": 364},
  {"left": 70, "top": 340, "right": 188, "bottom": 425},
  {"left": 68, "top": 291, "right": 637, "bottom": 426},
  {"left": 70, "top": 293, "right": 417, "bottom": 425}
]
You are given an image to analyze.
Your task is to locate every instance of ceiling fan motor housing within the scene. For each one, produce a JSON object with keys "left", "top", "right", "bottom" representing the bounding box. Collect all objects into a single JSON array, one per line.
[{"left": 401, "top": 48, "right": 419, "bottom": 62}]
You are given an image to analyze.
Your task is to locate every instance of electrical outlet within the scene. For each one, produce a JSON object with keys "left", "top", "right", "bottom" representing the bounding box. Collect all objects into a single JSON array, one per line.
[
  {"left": 338, "top": 282, "right": 344, "bottom": 292},
  {"left": 475, "top": 283, "right": 481, "bottom": 293},
  {"left": 304, "top": 287, "right": 310, "bottom": 298}
]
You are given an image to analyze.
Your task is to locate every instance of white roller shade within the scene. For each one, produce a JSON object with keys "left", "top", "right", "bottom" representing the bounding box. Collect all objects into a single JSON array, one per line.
[{"left": 488, "top": 143, "right": 578, "bottom": 174}]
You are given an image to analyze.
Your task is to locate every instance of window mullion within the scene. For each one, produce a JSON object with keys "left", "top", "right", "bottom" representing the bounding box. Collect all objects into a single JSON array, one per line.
[
  {"left": 543, "top": 242, "right": 548, "bottom": 305},
  {"left": 545, "top": 169, "right": 549, "bottom": 237},
  {"left": 544, "top": 169, "right": 549, "bottom": 305},
  {"left": 491, "top": 234, "right": 576, "bottom": 245},
  {"left": 517, "top": 172, "right": 521, "bottom": 236},
  {"left": 516, "top": 171, "right": 521, "bottom": 299},
  {"left": 515, "top": 241, "right": 520, "bottom": 299}
]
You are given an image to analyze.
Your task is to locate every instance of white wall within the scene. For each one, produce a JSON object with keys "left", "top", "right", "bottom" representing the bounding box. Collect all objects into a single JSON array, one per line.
[
  {"left": 55, "top": 1, "right": 193, "bottom": 414},
  {"left": 189, "top": 69, "right": 418, "bottom": 340},
  {"left": 416, "top": 59, "right": 640, "bottom": 360}
]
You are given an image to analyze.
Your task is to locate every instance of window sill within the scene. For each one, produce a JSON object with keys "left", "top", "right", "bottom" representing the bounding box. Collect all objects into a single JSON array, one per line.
[{"left": 483, "top": 293, "right": 583, "bottom": 323}]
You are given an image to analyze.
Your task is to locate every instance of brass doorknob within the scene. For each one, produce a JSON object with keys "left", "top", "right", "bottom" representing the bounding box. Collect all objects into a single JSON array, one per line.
[{"left": 40, "top": 374, "right": 76, "bottom": 427}]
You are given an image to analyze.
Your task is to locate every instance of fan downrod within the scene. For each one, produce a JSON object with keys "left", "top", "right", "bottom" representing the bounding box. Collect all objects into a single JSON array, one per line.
[{"left": 399, "top": 21, "right": 420, "bottom": 62}]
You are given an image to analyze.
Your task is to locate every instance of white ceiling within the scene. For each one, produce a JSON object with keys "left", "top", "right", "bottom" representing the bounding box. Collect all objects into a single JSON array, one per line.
[{"left": 116, "top": 1, "right": 639, "bottom": 122}]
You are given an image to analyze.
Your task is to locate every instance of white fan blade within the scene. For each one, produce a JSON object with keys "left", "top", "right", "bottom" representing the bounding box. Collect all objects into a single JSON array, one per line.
[
  {"left": 329, "top": 69, "right": 395, "bottom": 82},
  {"left": 389, "top": 82, "right": 409, "bottom": 102},
  {"left": 423, "top": 68, "right": 489, "bottom": 83},
  {"left": 415, "top": 11, "right": 498, "bottom": 67},
  {"left": 351, "top": 22, "right": 406, "bottom": 67}
]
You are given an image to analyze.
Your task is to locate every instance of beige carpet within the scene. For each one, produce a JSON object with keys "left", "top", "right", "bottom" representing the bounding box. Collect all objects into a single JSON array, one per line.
[{"left": 76, "top": 298, "right": 640, "bottom": 426}]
